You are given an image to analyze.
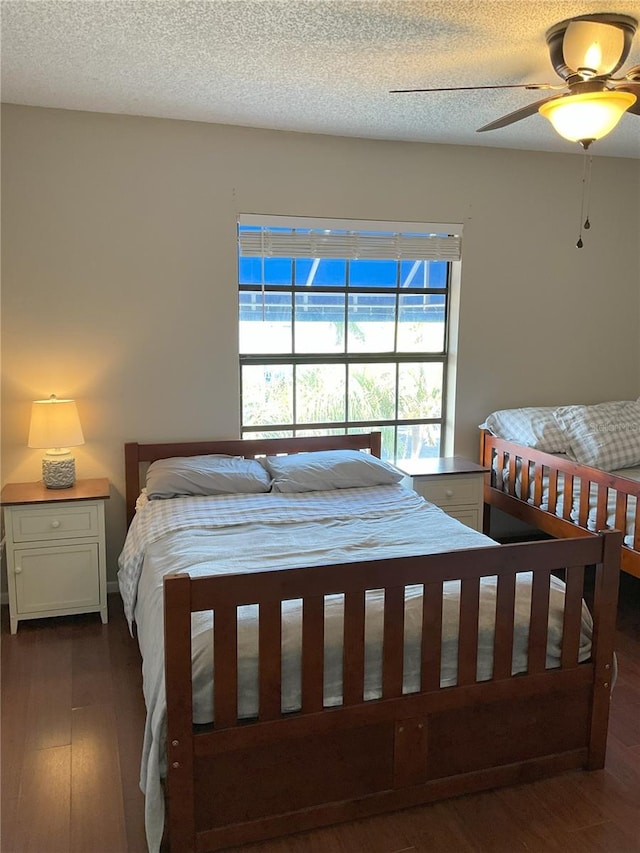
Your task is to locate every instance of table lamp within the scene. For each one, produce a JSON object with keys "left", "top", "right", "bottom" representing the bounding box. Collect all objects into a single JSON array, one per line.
[{"left": 28, "top": 395, "right": 85, "bottom": 489}]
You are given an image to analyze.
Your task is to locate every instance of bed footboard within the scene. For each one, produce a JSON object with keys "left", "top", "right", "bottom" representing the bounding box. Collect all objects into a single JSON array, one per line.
[
  {"left": 163, "top": 532, "right": 620, "bottom": 853},
  {"left": 480, "top": 429, "right": 640, "bottom": 579}
]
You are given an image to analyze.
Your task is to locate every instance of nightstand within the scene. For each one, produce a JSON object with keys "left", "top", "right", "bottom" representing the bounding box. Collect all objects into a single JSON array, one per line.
[
  {"left": 1, "top": 478, "right": 110, "bottom": 634},
  {"left": 400, "top": 457, "right": 489, "bottom": 531}
]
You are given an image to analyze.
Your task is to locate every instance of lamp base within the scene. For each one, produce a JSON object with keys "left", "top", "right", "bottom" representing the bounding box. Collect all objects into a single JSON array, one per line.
[{"left": 42, "top": 455, "right": 76, "bottom": 489}]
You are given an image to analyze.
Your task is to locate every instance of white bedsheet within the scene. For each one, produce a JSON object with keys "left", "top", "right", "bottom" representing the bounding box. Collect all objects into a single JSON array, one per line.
[{"left": 117, "top": 485, "right": 593, "bottom": 853}]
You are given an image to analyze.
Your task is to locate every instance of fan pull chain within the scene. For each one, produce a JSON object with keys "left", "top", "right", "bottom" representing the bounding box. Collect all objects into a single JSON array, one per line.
[
  {"left": 576, "top": 147, "right": 593, "bottom": 249},
  {"left": 260, "top": 228, "right": 266, "bottom": 320}
]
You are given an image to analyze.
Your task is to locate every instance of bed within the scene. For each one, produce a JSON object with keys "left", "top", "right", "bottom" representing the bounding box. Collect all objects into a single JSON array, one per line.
[
  {"left": 479, "top": 402, "right": 640, "bottom": 579},
  {"left": 119, "top": 433, "right": 622, "bottom": 853}
]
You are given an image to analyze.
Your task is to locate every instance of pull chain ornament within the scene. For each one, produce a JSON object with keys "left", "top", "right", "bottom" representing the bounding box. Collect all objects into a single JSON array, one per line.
[{"left": 576, "top": 143, "right": 593, "bottom": 248}]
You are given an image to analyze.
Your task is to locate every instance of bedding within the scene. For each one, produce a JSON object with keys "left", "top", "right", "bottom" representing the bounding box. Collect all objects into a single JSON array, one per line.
[
  {"left": 261, "top": 448, "right": 404, "bottom": 492},
  {"left": 482, "top": 401, "right": 640, "bottom": 468},
  {"left": 118, "top": 483, "right": 594, "bottom": 853},
  {"left": 553, "top": 401, "right": 640, "bottom": 470},
  {"left": 145, "top": 453, "right": 271, "bottom": 498},
  {"left": 481, "top": 406, "right": 568, "bottom": 452}
]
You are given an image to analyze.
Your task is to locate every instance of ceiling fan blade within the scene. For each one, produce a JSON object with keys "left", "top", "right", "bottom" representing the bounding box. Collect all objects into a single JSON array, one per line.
[
  {"left": 610, "top": 80, "right": 640, "bottom": 115},
  {"left": 390, "top": 83, "right": 557, "bottom": 94},
  {"left": 477, "top": 94, "right": 563, "bottom": 132}
]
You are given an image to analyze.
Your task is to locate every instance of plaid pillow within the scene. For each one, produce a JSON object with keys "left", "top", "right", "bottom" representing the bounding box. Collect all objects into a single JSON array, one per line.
[
  {"left": 553, "top": 401, "right": 640, "bottom": 470},
  {"left": 480, "top": 407, "right": 567, "bottom": 452}
]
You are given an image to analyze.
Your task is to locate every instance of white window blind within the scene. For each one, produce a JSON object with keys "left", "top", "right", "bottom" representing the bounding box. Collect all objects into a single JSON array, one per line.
[{"left": 237, "top": 215, "right": 462, "bottom": 262}]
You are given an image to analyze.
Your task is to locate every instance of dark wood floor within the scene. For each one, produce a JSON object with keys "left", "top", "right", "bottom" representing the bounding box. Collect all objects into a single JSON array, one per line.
[{"left": 2, "top": 574, "right": 639, "bottom": 853}]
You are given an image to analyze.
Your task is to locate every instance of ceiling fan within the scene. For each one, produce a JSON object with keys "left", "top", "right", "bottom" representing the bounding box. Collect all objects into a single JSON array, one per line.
[{"left": 391, "top": 13, "right": 640, "bottom": 148}]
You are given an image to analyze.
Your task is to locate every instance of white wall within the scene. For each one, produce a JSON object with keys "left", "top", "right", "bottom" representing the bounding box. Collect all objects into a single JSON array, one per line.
[{"left": 2, "top": 104, "right": 639, "bottom": 582}]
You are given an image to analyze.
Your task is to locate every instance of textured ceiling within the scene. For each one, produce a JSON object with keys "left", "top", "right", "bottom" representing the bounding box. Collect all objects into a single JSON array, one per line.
[{"left": 2, "top": 0, "right": 640, "bottom": 158}]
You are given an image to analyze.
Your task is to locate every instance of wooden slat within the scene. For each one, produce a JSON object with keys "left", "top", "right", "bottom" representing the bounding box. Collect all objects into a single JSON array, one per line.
[
  {"left": 382, "top": 586, "right": 405, "bottom": 699},
  {"left": 614, "top": 490, "right": 628, "bottom": 534},
  {"left": 588, "top": 530, "right": 623, "bottom": 768},
  {"left": 495, "top": 450, "right": 505, "bottom": 490},
  {"left": 547, "top": 468, "right": 558, "bottom": 515},
  {"left": 561, "top": 565, "right": 585, "bottom": 669},
  {"left": 302, "top": 596, "right": 325, "bottom": 713},
  {"left": 595, "top": 485, "right": 608, "bottom": 531},
  {"left": 259, "top": 601, "right": 282, "bottom": 720},
  {"left": 163, "top": 574, "right": 196, "bottom": 852},
  {"left": 493, "top": 572, "right": 516, "bottom": 680},
  {"left": 527, "top": 569, "right": 551, "bottom": 674},
  {"left": 213, "top": 605, "right": 238, "bottom": 729},
  {"left": 520, "top": 457, "right": 530, "bottom": 502},
  {"left": 578, "top": 479, "right": 591, "bottom": 527},
  {"left": 563, "top": 475, "right": 574, "bottom": 521},
  {"left": 343, "top": 591, "right": 365, "bottom": 705},
  {"left": 457, "top": 578, "right": 480, "bottom": 686},
  {"left": 508, "top": 455, "right": 516, "bottom": 496},
  {"left": 533, "top": 463, "right": 543, "bottom": 506},
  {"left": 421, "top": 581, "right": 443, "bottom": 692}
]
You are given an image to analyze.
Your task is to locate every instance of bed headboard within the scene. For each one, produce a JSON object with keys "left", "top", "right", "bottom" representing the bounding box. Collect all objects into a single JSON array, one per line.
[{"left": 124, "top": 432, "right": 382, "bottom": 526}]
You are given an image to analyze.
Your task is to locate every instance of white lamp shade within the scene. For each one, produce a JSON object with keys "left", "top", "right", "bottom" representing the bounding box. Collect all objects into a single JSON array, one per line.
[
  {"left": 538, "top": 91, "right": 637, "bottom": 143},
  {"left": 563, "top": 20, "right": 625, "bottom": 77},
  {"left": 28, "top": 397, "right": 85, "bottom": 450}
]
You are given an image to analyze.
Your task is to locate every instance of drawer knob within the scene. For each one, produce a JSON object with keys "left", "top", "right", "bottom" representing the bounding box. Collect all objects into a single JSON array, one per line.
[
  {"left": 51, "top": 520, "right": 61, "bottom": 529},
  {"left": 14, "top": 566, "right": 22, "bottom": 574},
  {"left": 445, "top": 489, "right": 454, "bottom": 498}
]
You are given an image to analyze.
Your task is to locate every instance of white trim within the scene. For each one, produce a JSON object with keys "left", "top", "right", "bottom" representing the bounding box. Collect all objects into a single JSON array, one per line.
[{"left": 238, "top": 213, "right": 463, "bottom": 236}]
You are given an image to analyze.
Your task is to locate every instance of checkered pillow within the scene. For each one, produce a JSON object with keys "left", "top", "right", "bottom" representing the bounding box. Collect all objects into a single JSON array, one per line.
[
  {"left": 480, "top": 407, "right": 567, "bottom": 452},
  {"left": 553, "top": 401, "right": 640, "bottom": 471}
]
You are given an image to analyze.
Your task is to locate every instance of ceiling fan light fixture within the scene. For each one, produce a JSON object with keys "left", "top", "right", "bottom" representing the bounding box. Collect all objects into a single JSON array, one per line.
[
  {"left": 538, "top": 90, "right": 637, "bottom": 143},
  {"left": 562, "top": 20, "right": 625, "bottom": 78}
]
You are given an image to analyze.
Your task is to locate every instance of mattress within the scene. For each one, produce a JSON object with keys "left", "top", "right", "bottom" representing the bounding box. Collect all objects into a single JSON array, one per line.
[{"left": 117, "top": 484, "right": 594, "bottom": 853}]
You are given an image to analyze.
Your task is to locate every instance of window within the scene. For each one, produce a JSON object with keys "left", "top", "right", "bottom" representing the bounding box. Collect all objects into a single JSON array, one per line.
[{"left": 238, "top": 215, "right": 462, "bottom": 463}]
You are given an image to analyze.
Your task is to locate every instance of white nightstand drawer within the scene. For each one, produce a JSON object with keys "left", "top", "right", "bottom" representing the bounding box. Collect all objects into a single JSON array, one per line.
[
  {"left": 10, "top": 503, "right": 100, "bottom": 542},
  {"left": 446, "top": 508, "right": 480, "bottom": 530},
  {"left": 13, "top": 543, "right": 100, "bottom": 613},
  {"left": 415, "top": 475, "right": 482, "bottom": 508}
]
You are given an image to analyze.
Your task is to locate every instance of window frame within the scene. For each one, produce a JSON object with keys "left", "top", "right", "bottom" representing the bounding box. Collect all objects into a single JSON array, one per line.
[{"left": 238, "top": 216, "right": 462, "bottom": 462}]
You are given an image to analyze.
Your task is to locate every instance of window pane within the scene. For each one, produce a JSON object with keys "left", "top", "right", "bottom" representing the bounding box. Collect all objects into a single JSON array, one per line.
[
  {"left": 296, "top": 364, "right": 346, "bottom": 423},
  {"left": 242, "top": 429, "right": 294, "bottom": 440},
  {"left": 347, "top": 293, "right": 395, "bottom": 353},
  {"left": 239, "top": 292, "right": 292, "bottom": 354},
  {"left": 398, "top": 362, "right": 443, "bottom": 419},
  {"left": 295, "top": 258, "right": 348, "bottom": 286},
  {"left": 347, "top": 424, "right": 396, "bottom": 462},
  {"left": 348, "top": 364, "right": 396, "bottom": 422},
  {"left": 400, "top": 260, "right": 448, "bottom": 289},
  {"left": 294, "top": 293, "right": 345, "bottom": 353},
  {"left": 295, "top": 427, "right": 346, "bottom": 438},
  {"left": 396, "top": 423, "right": 441, "bottom": 462},
  {"left": 349, "top": 259, "right": 397, "bottom": 288},
  {"left": 397, "top": 293, "right": 445, "bottom": 352},
  {"left": 242, "top": 365, "right": 293, "bottom": 426},
  {"left": 294, "top": 259, "right": 346, "bottom": 286},
  {"left": 237, "top": 256, "right": 295, "bottom": 286}
]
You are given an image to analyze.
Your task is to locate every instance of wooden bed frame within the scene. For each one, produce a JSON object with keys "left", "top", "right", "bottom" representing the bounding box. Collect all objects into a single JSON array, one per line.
[
  {"left": 480, "top": 429, "right": 640, "bottom": 580},
  {"left": 124, "top": 434, "right": 622, "bottom": 853}
]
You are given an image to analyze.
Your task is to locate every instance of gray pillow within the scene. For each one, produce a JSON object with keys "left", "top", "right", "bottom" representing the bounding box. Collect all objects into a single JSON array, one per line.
[
  {"left": 480, "top": 407, "right": 567, "bottom": 453},
  {"left": 553, "top": 401, "right": 640, "bottom": 471},
  {"left": 261, "top": 449, "right": 403, "bottom": 493},
  {"left": 146, "top": 454, "right": 271, "bottom": 499}
]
